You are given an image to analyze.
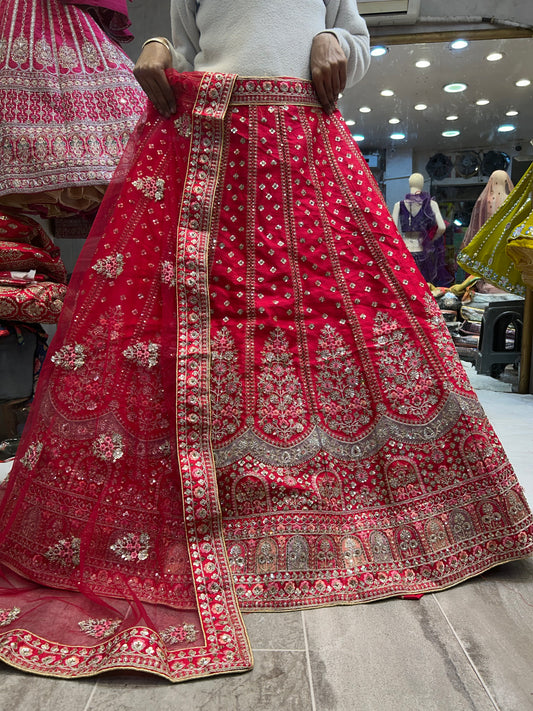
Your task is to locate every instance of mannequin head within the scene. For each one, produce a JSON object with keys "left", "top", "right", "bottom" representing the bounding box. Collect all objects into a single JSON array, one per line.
[
  {"left": 490, "top": 170, "right": 511, "bottom": 192},
  {"left": 408, "top": 173, "right": 425, "bottom": 193}
]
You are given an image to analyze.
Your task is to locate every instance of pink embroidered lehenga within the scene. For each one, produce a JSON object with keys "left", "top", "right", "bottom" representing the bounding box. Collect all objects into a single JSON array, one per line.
[
  {"left": 0, "top": 72, "right": 531, "bottom": 682},
  {"left": 0, "top": 0, "right": 145, "bottom": 217}
]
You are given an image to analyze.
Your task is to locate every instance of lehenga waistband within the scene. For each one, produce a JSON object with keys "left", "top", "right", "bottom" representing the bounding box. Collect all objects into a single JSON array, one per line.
[{"left": 230, "top": 77, "right": 321, "bottom": 107}]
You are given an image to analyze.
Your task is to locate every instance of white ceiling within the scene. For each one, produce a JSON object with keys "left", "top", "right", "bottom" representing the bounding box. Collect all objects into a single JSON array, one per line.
[{"left": 338, "top": 36, "right": 532, "bottom": 156}]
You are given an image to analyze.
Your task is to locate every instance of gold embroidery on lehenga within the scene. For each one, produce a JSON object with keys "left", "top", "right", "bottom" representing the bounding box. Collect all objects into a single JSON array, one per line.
[
  {"left": 174, "top": 114, "right": 192, "bottom": 138},
  {"left": 132, "top": 176, "right": 165, "bottom": 202},
  {"left": 45, "top": 537, "right": 81, "bottom": 568},
  {"left": 51, "top": 344, "right": 86, "bottom": 370},
  {"left": 315, "top": 324, "right": 371, "bottom": 434},
  {"left": 123, "top": 342, "right": 160, "bottom": 369},
  {"left": 0, "top": 607, "right": 21, "bottom": 626},
  {"left": 110, "top": 533, "right": 151, "bottom": 561},
  {"left": 210, "top": 327, "right": 243, "bottom": 442},
  {"left": 20, "top": 441, "right": 43, "bottom": 470},
  {"left": 78, "top": 618, "right": 122, "bottom": 639},
  {"left": 92, "top": 433, "right": 124, "bottom": 462},
  {"left": 160, "top": 623, "right": 198, "bottom": 644},
  {"left": 257, "top": 327, "right": 306, "bottom": 441},
  {"left": 92, "top": 253, "right": 125, "bottom": 279}
]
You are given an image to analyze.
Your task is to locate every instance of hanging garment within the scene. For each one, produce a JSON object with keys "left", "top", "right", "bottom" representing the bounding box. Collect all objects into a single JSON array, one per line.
[
  {"left": 0, "top": 72, "right": 531, "bottom": 683},
  {"left": 0, "top": 0, "right": 146, "bottom": 217}
]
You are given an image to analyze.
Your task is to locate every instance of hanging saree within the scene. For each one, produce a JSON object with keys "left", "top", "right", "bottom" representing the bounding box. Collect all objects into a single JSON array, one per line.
[{"left": 0, "top": 71, "right": 531, "bottom": 682}]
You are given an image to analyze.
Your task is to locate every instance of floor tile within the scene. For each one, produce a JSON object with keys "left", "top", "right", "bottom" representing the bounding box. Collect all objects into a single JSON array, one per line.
[
  {"left": 304, "top": 598, "right": 496, "bottom": 711},
  {"left": 89, "top": 650, "right": 312, "bottom": 711},
  {"left": 434, "top": 558, "right": 533, "bottom": 711},
  {"left": 0, "top": 665, "right": 95, "bottom": 711},
  {"left": 243, "top": 610, "right": 305, "bottom": 651}
]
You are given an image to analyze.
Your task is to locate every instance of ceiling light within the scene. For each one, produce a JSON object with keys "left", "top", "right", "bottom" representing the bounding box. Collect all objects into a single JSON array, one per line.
[
  {"left": 381, "top": 89, "right": 394, "bottom": 97},
  {"left": 338, "top": 93, "right": 343, "bottom": 99},
  {"left": 486, "top": 52, "right": 503, "bottom": 61},
  {"left": 388, "top": 118, "right": 400, "bottom": 124},
  {"left": 370, "top": 46, "right": 388, "bottom": 57},
  {"left": 359, "top": 106, "right": 372, "bottom": 113},
  {"left": 446, "top": 115, "right": 459, "bottom": 121},
  {"left": 450, "top": 39, "right": 469, "bottom": 50},
  {"left": 352, "top": 134, "right": 365, "bottom": 142},
  {"left": 454, "top": 219, "right": 463, "bottom": 227},
  {"left": 498, "top": 124, "right": 516, "bottom": 133},
  {"left": 414, "top": 104, "right": 427, "bottom": 111},
  {"left": 416, "top": 60, "right": 431, "bottom": 68},
  {"left": 444, "top": 83, "right": 467, "bottom": 93},
  {"left": 476, "top": 99, "right": 490, "bottom": 106},
  {"left": 506, "top": 110, "right": 518, "bottom": 116},
  {"left": 390, "top": 133, "right": 406, "bottom": 140},
  {"left": 516, "top": 79, "right": 531, "bottom": 87},
  {"left": 345, "top": 119, "right": 356, "bottom": 126},
  {"left": 442, "top": 130, "right": 460, "bottom": 137}
]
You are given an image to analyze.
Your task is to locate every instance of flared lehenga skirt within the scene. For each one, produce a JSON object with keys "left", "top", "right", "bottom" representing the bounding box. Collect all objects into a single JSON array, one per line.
[
  {"left": 0, "top": 0, "right": 146, "bottom": 216},
  {"left": 0, "top": 71, "right": 531, "bottom": 682}
]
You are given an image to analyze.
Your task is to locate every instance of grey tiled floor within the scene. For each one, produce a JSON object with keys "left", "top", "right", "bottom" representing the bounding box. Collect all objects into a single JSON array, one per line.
[{"left": 1, "top": 369, "right": 532, "bottom": 710}]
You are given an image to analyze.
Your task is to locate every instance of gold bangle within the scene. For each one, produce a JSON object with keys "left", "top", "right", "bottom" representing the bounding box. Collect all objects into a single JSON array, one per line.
[{"left": 142, "top": 37, "right": 173, "bottom": 54}]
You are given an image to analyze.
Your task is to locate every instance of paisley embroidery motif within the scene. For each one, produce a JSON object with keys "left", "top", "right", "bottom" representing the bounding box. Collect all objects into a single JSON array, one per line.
[
  {"left": 315, "top": 324, "right": 371, "bottom": 434},
  {"left": 257, "top": 328, "right": 306, "bottom": 441},
  {"left": 210, "top": 327, "right": 243, "bottom": 443},
  {"left": 373, "top": 311, "right": 440, "bottom": 417}
]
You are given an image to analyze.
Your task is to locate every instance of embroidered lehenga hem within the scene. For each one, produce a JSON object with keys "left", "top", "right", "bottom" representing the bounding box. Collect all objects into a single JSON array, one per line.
[
  {"left": 0, "top": 72, "right": 531, "bottom": 682},
  {"left": 0, "top": 0, "right": 146, "bottom": 216}
]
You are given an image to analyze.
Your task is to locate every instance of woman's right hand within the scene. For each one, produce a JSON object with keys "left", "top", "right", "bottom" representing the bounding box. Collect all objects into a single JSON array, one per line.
[{"left": 133, "top": 41, "right": 176, "bottom": 118}]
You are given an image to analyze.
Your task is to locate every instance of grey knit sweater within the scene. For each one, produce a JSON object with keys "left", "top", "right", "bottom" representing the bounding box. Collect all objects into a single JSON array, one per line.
[{"left": 169, "top": 0, "right": 370, "bottom": 87}]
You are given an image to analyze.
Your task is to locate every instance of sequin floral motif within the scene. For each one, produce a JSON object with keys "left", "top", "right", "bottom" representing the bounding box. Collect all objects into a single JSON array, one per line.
[
  {"left": 20, "top": 441, "right": 43, "bottom": 470},
  {"left": 373, "top": 312, "right": 440, "bottom": 417},
  {"left": 160, "top": 623, "right": 198, "bottom": 645},
  {"left": 0, "top": 607, "right": 21, "bottom": 627},
  {"left": 132, "top": 175, "right": 165, "bottom": 202},
  {"left": 257, "top": 328, "right": 306, "bottom": 441},
  {"left": 315, "top": 325, "right": 371, "bottom": 434},
  {"left": 174, "top": 114, "right": 192, "bottom": 138},
  {"left": 161, "top": 260, "right": 176, "bottom": 286},
  {"left": 92, "top": 433, "right": 124, "bottom": 462},
  {"left": 51, "top": 344, "right": 86, "bottom": 370},
  {"left": 92, "top": 253, "right": 125, "bottom": 279},
  {"left": 210, "top": 327, "right": 243, "bottom": 443},
  {"left": 110, "top": 533, "right": 151, "bottom": 561},
  {"left": 78, "top": 618, "right": 122, "bottom": 639},
  {"left": 123, "top": 342, "right": 160, "bottom": 369},
  {"left": 45, "top": 537, "right": 81, "bottom": 568}
]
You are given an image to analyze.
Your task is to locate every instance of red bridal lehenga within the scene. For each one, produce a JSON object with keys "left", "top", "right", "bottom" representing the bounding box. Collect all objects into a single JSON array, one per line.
[
  {"left": 0, "top": 72, "right": 531, "bottom": 682},
  {"left": 0, "top": 0, "right": 145, "bottom": 217}
]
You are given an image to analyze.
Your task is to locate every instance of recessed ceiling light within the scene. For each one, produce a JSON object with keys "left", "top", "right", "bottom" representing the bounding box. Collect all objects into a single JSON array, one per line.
[
  {"left": 416, "top": 60, "right": 431, "bottom": 68},
  {"left": 352, "top": 134, "right": 365, "bottom": 142},
  {"left": 446, "top": 115, "right": 459, "bottom": 121},
  {"left": 389, "top": 117, "right": 400, "bottom": 124},
  {"left": 442, "top": 130, "right": 460, "bottom": 137},
  {"left": 390, "top": 133, "right": 406, "bottom": 140},
  {"left": 345, "top": 119, "right": 356, "bottom": 126},
  {"left": 506, "top": 110, "right": 518, "bottom": 116},
  {"left": 498, "top": 124, "right": 516, "bottom": 133},
  {"left": 454, "top": 219, "right": 463, "bottom": 227},
  {"left": 414, "top": 104, "right": 427, "bottom": 111},
  {"left": 444, "top": 83, "right": 468, "bottom": 93},
  {"left": 476, "top": 99, "right": 490, "bottom": 106},
  {"left": 486, "top": 52, "right": 504, "bottom": 61},
  {"left": 381, "top": 89, "right": 394, "bottom": 97},
  {"left": 370, "top": 46, "right": 388, "bottom": 57},
  {"left": 516, "top": 79, "right": 531, "bottom": 87},
  {"left": 359, "top": 106, "right": 372, "bottom": 113},
  {"left": 450, "top": 39, "right": 469, "bottom": 50}
]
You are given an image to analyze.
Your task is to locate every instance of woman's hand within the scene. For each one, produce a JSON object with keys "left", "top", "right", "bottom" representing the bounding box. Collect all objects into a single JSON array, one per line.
[
  {"left": 310, "top": 33, "right": 347, "bottom": 114},
  {"left": 133, "top": 41, "right": 176, "bottom": 118}
]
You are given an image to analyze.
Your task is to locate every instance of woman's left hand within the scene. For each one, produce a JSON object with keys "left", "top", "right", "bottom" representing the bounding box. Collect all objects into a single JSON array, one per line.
[{"left": 310, "top": 33, "right": 347, "bottom": 114}]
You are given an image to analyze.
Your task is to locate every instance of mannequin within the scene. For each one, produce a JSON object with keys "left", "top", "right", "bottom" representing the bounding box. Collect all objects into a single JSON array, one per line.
[
  {"left": 392, "top": 173, "right": 448, "bottom": 284},
  {"left": 460, "top": 170, "right": 514, "bottom": 293}
]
